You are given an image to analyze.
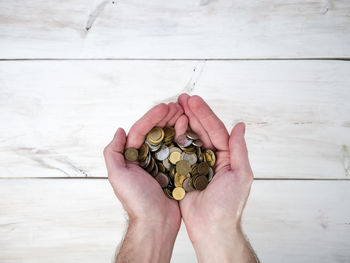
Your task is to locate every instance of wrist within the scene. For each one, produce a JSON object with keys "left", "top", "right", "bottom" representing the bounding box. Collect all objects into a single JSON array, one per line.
[
  {"left": 120, "top": 218, "right": 179, "bottom": 263},
  {"left": 190, "top": 224, "right": 257, "bottom": 263},
  {"left": 129, "top": 216, "right": 181, "bottom": 240},
  {"left": 187, "top": 218, "right": 241, "bottom": 246}
]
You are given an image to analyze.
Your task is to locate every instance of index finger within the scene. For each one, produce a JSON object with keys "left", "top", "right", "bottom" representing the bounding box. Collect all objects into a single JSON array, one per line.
[{"left": 126, "top": 103, "right": 169, "bottom": 148}]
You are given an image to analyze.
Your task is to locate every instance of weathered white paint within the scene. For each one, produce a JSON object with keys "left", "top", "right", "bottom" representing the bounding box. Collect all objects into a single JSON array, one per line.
[
  {"left": 0, "top": 0, "right": 349, "bottom": 59},
  {"left": 0, "top": 60, "right": 349, "bottom": 179},
  {"left": 0, "top": 179, "right": 349, "bottom": 262}
]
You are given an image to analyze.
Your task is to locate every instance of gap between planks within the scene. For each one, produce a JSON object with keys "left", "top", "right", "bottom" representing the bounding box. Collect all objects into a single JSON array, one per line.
[{"left": 0, "top": 58, "right": 350, "bottom": 61}]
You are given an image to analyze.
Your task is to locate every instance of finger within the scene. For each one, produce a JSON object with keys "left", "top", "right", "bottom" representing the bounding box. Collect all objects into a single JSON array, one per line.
[
  {"left": 174, "top": 114, "right": 188, "bottom": 138},
  {"left": 177, "top": 93, "right": 213, "bottom": 149},
  {"left": 103, "top": 128, "right": 127, "bottom": 175},
  {"left": 157, "top": 102, "right": 178, "bottom": 127},
  {"left": 167, "top": 102, "right": 184, "bottom": 126},
  {"left": 188, "top": 95, "right": 229, "bottom": 151},
  {"left": 126, "top": 103, "right": 169, "bottom": 148},
  {"left": 229, "top": 122, "right": 252, "bottom": 173}
]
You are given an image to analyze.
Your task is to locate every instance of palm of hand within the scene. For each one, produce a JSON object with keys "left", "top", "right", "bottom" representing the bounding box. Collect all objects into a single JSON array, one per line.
[
  {"left": 104, "top": 102, "right": 187, "bottom": 227},
  {"left": 176, "top": 94, "right": 253, "bottom": 242},
  {"left": 104, "top": 95, "right": 253, "bottom": 236},
  {"left": 112, "top": 161, "right": 180, "bottom": 224}
]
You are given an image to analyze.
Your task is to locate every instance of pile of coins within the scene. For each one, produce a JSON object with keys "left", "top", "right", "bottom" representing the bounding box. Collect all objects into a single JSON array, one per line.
[{"left": 124, "top": 126, "right": 216, "bottom": 200}]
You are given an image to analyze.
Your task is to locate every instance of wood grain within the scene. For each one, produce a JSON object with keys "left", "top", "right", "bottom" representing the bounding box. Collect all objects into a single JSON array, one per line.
[
  {"left": 0, "top": 0, "right": 349, "bottom": 59},
  {"left": 0, "top": 179, "right": 349, "bottom": 262},
  {"left": 1, "top": 60, "right": 349, "bottom": 179}
]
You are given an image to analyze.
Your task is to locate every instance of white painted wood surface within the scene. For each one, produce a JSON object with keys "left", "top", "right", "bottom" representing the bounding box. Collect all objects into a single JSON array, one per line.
[
  {"left": 0, "top": 179, "right": 349, "bottom": 263},
  {"left": 1, "top": 60, "right": 349, "bottom": 179},
  {"left": 0, "top": 0, "right": 349, "bottom": 59},
  {"left": 1, "top": 0, "right": 349, "bottom": 261}
]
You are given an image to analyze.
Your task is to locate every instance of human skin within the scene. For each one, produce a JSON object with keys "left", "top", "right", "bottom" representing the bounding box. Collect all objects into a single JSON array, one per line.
[
  {"left": 103, "top": 96, "right": 258, "bottom": 262},
  {"left": 177, "top": 94, "right": 258, "bottom": 262},
  {"left": 103, "top": 102, "right": 188, "bottom": 263}
]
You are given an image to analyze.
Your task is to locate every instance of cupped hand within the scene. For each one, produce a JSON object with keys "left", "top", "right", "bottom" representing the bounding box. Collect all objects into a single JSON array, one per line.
[
  {"left": 103, "top": 102, "right": 187, "bottom": 230},
  {"left": 177, "top": 94, "right": 254, "bottom": 243}
]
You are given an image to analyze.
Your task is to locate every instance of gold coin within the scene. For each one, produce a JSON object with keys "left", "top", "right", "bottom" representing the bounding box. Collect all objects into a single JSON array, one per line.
[
  {"left": 138, "top": 126, "right": 216, "bottom": 199},
  {"left": 163, "top": 188, "right": 173, "bottom": 199},
  {"left": 174, "top": 173, "right": 186, "bottom": 187},
  {"left": 138, "top": 143, "right": 149, "bottom": 161},
  {"left": 169, "top": 166, "right": 176, "bottom": 179},
  {"left": 172, "top": 187, "right": 186, "bottom": 200},
  {"left": 146, "top": 157, "right": 155, "bottom": 173},
  {"left": 156, "top": 161, "right": 166, "bottom": 173},
  {"left": 190, "top": 163, "right": 199, "bottom": 175},
  {"left": 146, "top": 127, "right": 164, "bottom": 145},
  {"left": 169, "top": 151, "right": 181, "bottom": 164},
  {"left": 176, "top": 160, "right": 191, "bottom": 176},
  {"left": 124, "top": 148, "right": 138, "bottom": 162},
  {"left": 204, "top": 149, "right": 216, "bottom": 167}
]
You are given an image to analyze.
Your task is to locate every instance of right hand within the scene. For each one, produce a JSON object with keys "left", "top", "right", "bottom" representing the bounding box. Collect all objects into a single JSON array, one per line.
[{"left": 103, "top": 102, "right": 187, "bottom": 230}]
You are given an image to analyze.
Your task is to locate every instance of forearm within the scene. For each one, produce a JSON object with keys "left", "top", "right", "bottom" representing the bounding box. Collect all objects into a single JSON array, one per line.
[
  {"left": 115, "top": 219, "right": 179, "bottom": 263},
  {"left": 192, "top": 226, "right": 259, "bottom": 263}
]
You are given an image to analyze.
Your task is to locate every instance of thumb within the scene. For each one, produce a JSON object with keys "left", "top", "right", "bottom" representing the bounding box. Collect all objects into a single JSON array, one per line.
[
  {"left": 229, "top": 122, "right": 252, "bottom": 173},
  {"left": 103, "top": 128, "right": 127, "bottom": 176}
]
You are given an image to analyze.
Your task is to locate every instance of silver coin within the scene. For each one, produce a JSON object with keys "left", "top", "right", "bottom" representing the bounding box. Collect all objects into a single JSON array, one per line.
[
  {"left": 162, "top": 158, "right": 172, "bottom": 170},
  {"left": 181, "top": 152, "right": 197, "bottom": 166},
  {"left": 151, "top": 162, "right": 159, "bottom": 177},
  {"left": 154, "top": 145, "right": 170, "bottom": 161},
  {"left": 155, "top": 172, "right": 169, "bottom": 188},
  {"left": 146, "top": 140, "right": 161, "bottom": 152},
  {"left": 207, "top": 167, "right": 214, "bottom": 182},
  {"left": 169, "top": 146, "right": 182, "bottom": 154},
  {"left": 192, "top": 139, "right": 203, "bottom": 147},
  {"left": 175, "top": 134, "right": 193, "bottom": 147},
  {"left": 186, "top": 130, "right": 199, "bottom": 140}
]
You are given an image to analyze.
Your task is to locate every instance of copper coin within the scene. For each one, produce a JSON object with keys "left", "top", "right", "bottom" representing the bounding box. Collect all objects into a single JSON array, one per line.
[
  {"left": 197, "top": 161, "right": 209, "bottom": 175},
  {"left": 146, "top": 157, "right": 155, "bottom": 173},
  {"left": 183, "top": 177, "right": 194, "bottom": 192},
  {"left": 193, "top": 175, "right": 208, "bottom": 190},
  {"left": 164, "top": 126, "right": 175, "bottom": 138},
  {"left": 155, "top": 172, "right": 169, "bottom": 188},
  {"left": 151, "top": 161, "right": 159, "bottom": 177}
]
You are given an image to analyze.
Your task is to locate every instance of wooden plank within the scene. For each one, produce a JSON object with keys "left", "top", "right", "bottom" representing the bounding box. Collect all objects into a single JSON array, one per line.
[
  {"left": 0, "top": 0, "right": 349, "bottom": 59},
  {"left": 0, "top": 60, "right": 349, "bottom": 179},
  {"left": 0, "top": 179, "right": 349, "bottom": 262}
]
